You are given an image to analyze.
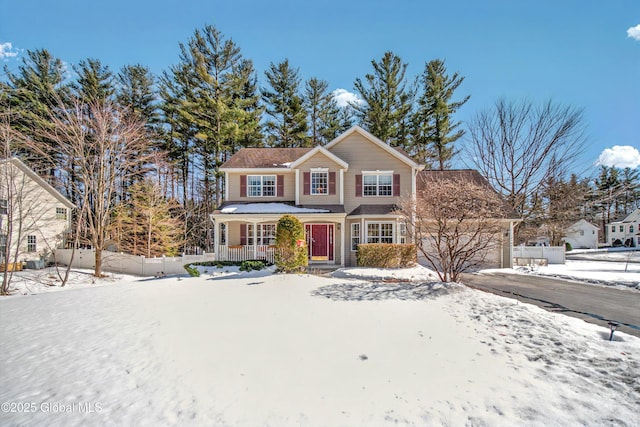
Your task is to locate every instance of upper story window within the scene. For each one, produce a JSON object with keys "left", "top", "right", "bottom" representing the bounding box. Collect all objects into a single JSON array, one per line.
[
  {"left": 311, "top": 171, "right": 328, "bottom": 195},
  {"left": 27, "top": 235, "right": 37, "bottom": 252},
  {"left": 631, "top": 225, "right": 635, "bottom": 233},
  {"left": 248, "top": 175, "right": 276, "bottom": 197},
  {"left": 363, "top": 173, "right": 392, "bottom": 197},
  {"left": 0, "top": 199, "right": 7, "bottom": 215},
  {"left": 620, "top": 225, "right": 624, "bottom": 232},
  {"left": 56, "top": 207, "right": 67, "bottom": 220}
]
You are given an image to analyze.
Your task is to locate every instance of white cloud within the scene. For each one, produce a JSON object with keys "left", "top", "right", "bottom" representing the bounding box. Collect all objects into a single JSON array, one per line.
[
  {"left": 627, "top": 24, "right": 640, "bottom": 41},
  {"left": 0, "top": 41, "right": 19, "bottom": 60},
  {"left": 332, "top": 88, "right": 364, "bottom": 108},
  {"left": 596, "top": 145, "right": 640, "bottom": 169}
]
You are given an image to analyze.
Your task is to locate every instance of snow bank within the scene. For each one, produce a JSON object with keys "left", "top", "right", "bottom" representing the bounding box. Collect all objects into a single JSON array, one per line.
[{"left": 1, "top": 271, "right": 638, "bottom": 426}]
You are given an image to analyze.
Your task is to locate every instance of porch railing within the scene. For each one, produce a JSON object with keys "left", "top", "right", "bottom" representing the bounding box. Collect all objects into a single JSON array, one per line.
[{"left": 216, "top": 245, "right": 276, "bottom": 264}]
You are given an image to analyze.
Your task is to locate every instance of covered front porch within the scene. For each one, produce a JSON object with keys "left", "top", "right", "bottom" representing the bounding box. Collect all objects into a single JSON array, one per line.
[{"left": 210, "top": 203, "right": 347, "bottom": 266}]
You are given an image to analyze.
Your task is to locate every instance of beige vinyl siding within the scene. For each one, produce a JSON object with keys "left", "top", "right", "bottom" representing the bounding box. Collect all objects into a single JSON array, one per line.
[
  {"left": 328, "top": 133, "right": 413, "bottom": 213},
  {"left": 297, "top": 151, "right": 342, "bottom": 205},
  {"left": 226, "top": 172, "right": 295, "bottom": 202}
]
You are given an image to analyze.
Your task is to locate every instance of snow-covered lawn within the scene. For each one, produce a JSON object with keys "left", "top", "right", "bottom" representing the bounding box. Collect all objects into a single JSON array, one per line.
[
  {"left": 506, "top": 258, "right": 640, "bottom": 291},
  {"left": 0, "top": 266, "right": 638, "bottom": 426}
]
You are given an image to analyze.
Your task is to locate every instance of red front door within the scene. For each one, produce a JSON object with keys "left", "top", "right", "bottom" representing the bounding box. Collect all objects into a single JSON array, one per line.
[{"left": 306, "top": 224, "right": 333, "bottom": 261}]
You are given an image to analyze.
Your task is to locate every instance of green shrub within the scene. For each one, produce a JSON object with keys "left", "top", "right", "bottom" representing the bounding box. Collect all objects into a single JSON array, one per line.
[
  {"left": 357, "top": 244, "right": 417, "bottom": 268},
  {"left": 275, "top": 214, "right": 308, "bottom": 273},
  {"left": 565, "top": 242, "right": 572, "bottom": 252},
  {"left": 184, "top": 264, "right": 200, "bottom": 277},
  {"left": 240, "top": 260, "right": 267, "bottom": 272}
]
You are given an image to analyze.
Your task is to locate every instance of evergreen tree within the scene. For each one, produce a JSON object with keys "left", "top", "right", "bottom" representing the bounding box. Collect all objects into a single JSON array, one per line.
[
  {"left": 225, "top": 58, "right": 263, "bottom": 153},
  {"left": 412, "top": 59, "right": 469, "bottom": 169},
  {"left": 2, "top": 49, "right": 70, "bottom": 176},
  {"left": 351, "top": 51, "right": 414, "bottom": 149},
  {"left": 72, "top": 58, "right": 115, "bottom": 103},
  {"left": 116, "top": 64, "right": 159, "bottom": 127},
  {"left": 110, "top": 180, "right": 184, "bottom": 257},
  {"left": 262, "top": 59, "right": 309, "bottom": 147},
  {"left": 304, "top": 78, "right": 342, "bottom": 145}
]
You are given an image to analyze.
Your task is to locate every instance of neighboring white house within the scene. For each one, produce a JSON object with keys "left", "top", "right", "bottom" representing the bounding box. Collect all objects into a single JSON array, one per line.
[
  {"left": 0, "top": 158, "right": 74, "bottom": 265},
  {"left": 563, "top": 219, "right": 599, "bottom": 249},
  {"left": 606, "top": 208, "right": 640, "bottom": 247}
]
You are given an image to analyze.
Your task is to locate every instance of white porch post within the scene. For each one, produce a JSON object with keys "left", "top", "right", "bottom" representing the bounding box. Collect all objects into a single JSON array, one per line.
[
  {"left": 252, "top": 220, "right": 258, "bottom": 259},
  {"left": 295, "top": 169, "right": 300, "bottom": 205},
  {"left": 213, "top": 219, "right": 219, "bottom": 261},
  {"left": 339, "top": 169, "right": 344, "bottom": 205},
  {"left": 340, "top": 218, "right": 345, "bottom": 266}
]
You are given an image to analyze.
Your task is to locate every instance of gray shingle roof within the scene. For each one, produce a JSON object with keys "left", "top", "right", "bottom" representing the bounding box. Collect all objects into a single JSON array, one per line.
[{"left": 221, "top": 148, "right": 313, "bottom": 169}]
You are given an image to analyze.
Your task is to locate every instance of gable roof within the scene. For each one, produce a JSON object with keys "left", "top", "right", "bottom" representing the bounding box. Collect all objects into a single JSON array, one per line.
[
  {"left": 324, "top": 126, "right": 424, "bottom": 170},
  {"left": 417, "top": 169, "right": 519, "bottom": 219},
  {"left": 0, "top": 157, "right": 75, "bottom": 209},
  {"left": 289, "top": 146, "right": 349, "bottom": 169},
  {"left": 220, "top": 148, "right": 313, "bottom": 169},
  {"left": 571, "top": 219, "right": 599, "bottom": 230}
]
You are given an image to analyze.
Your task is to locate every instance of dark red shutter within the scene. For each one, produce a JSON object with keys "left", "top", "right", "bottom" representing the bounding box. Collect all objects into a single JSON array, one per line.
[
  {"left": 303, "top": 172, "right": 310, "bottom": 195},
  {"left": 240, "top": 224, "right": 247, "bottom": 245},
  {"left": 277, "top": 175, "right": 284, "bottom": 197},
  {"left": 329, "top": 172, "right": 336, "bottom": 195},
  {"left": 240, "top": 175, "right": 247, "bottom": 197},
  {"left": 393, "top": 174, "right": 400, "bottom": 196},
  {"left": 355, "top": 174, "right": 362, "bottom": 197}
]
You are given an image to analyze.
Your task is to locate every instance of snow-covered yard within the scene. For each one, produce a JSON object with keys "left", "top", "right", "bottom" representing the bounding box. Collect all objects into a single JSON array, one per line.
[{"left": 0, "top": 265, "right": 638, "bottom": 426}]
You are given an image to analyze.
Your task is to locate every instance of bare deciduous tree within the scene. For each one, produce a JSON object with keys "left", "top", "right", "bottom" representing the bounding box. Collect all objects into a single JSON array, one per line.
[
  {"left": 465, "top": 99, "right": 587, "bottom": 228},
  {"left": 29, "top": 98, "right": 155, "bottom": 277},
  {"left": 398, "top": 175, "right": 509, "bottom": 282}
]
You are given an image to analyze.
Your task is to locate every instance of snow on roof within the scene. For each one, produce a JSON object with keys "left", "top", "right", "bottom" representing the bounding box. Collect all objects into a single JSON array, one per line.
[{"left": 219, "top": 203, "right": 330, "bottom": 214}]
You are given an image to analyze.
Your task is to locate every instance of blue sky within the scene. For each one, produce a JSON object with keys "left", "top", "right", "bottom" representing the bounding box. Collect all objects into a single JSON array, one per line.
[{"left": 1, "top": 0, "right": 639, "bottom": 175}]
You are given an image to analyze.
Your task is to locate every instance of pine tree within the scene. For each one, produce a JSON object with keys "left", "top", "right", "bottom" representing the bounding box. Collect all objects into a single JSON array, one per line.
[
  {"left": 110, "top": 180, "right": 184, "bottom": 257},
  {"left": 116, "top": 64, "right": 159, "bottom": 128},
  {"left": 2, "top": 49, "right": 70, "bottom": 177},
  {"left": 72, "top": 58, "right": 115, "bottom": 103},
  {"left": 352, "top": 51, "right": 414, "bottom": 148},
  {"left": 262, "top": 59, "right": 309, "bottom": 147},
  {"left": 304, "top": 78, "right": 342, "bottom": 145},
  {"left": 413, "top": 59, "right": 469, "bottom": 169}
]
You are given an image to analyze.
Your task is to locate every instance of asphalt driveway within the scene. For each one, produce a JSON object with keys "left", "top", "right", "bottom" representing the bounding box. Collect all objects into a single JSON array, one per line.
[{"left": 463, "top": 271, "right": 640, "bottom": 338}]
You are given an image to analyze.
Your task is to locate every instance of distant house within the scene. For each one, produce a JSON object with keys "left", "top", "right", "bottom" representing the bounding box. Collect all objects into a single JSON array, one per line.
[
  {"left": 0, "top": 158, "right": 74, "bottom": 265},
  {"left": 563, "top": 219, "right": 599, "bottom": 249},
  {"left": 210, "top": 126, "right": 520, "bottom": 268},
  {"left": 606, "top": 208, "right": 640, "bottom": 247}
]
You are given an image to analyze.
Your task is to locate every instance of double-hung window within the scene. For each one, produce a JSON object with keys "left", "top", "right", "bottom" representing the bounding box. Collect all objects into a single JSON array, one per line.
[
  {"left": 351, "top": 223, "right": 360, "bottom": 251},
  {"left": 366, "top": 222, "right": 394, "bottom": 243},
  {"left": 0, "top": 199, "right": 7, "bottom": 215},
  {"left": 27, "top": 235, "right": 37, "bottom": 252},
  {"left": 247, "top": 223, "right": 276, "bottom": 246},
  {"left": 311, "top": 171, "right": 328, "bottom": 195},
  {"left": 363, "top": 173, "right": 392, "bottom": 196},
  {"left": 248, "top": 175, "right": 276, "bottom": 197}
]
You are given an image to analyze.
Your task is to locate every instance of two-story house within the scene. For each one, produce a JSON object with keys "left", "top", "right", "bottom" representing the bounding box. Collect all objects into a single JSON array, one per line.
[
  {"left": 607, "top": 208, "right": 640, "bottom": 247},
  {"left": 211, "top": 126, "right": 518, "bottom": 267},
  {"left": 1, "top": 157, "right": 75, "bottom": 266}
]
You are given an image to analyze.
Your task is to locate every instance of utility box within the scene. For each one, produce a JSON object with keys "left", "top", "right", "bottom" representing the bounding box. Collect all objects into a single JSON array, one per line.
[{"left": 25, "top": 259, "right": 45, "bottom": 269}]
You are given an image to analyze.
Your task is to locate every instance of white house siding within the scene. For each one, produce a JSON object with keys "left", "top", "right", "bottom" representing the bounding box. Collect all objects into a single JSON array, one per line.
[
  {"left": 564, "top": 220, "right": 599, "bottom": 249},
  {"left": 1, "top": 160, "right": 73, "bottom": 263}
]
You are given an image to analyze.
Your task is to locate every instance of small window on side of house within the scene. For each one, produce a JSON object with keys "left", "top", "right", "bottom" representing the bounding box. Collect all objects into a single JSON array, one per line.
[
  {"left": 27, "top": 235, "right": 37, "bottom": 252},
  {"left": 56, "top": 207, "right": 67, "bottom": 220},
  {"left": 0, "top": 199, "right": 7, "bottom": 215}
]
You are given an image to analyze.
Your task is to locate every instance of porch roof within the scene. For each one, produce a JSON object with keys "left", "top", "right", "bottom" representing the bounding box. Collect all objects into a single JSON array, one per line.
[
  {"left": 213, "top": 202, "right": 345, "bottom": 216},
  {"left": 347, "top": 204, "right": 399, "bottom": 216}
]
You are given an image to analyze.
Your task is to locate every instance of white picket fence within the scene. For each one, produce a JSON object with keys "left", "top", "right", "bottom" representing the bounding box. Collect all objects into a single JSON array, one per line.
[
  {"left": 215, "top": 245, "right": 276, "bottom": 264},
  {"left": 54, "top": 249, "right": 216, "bottom": 276},
  {"left": 512, "top": 246, "right": 565, "bottom": 265}
]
